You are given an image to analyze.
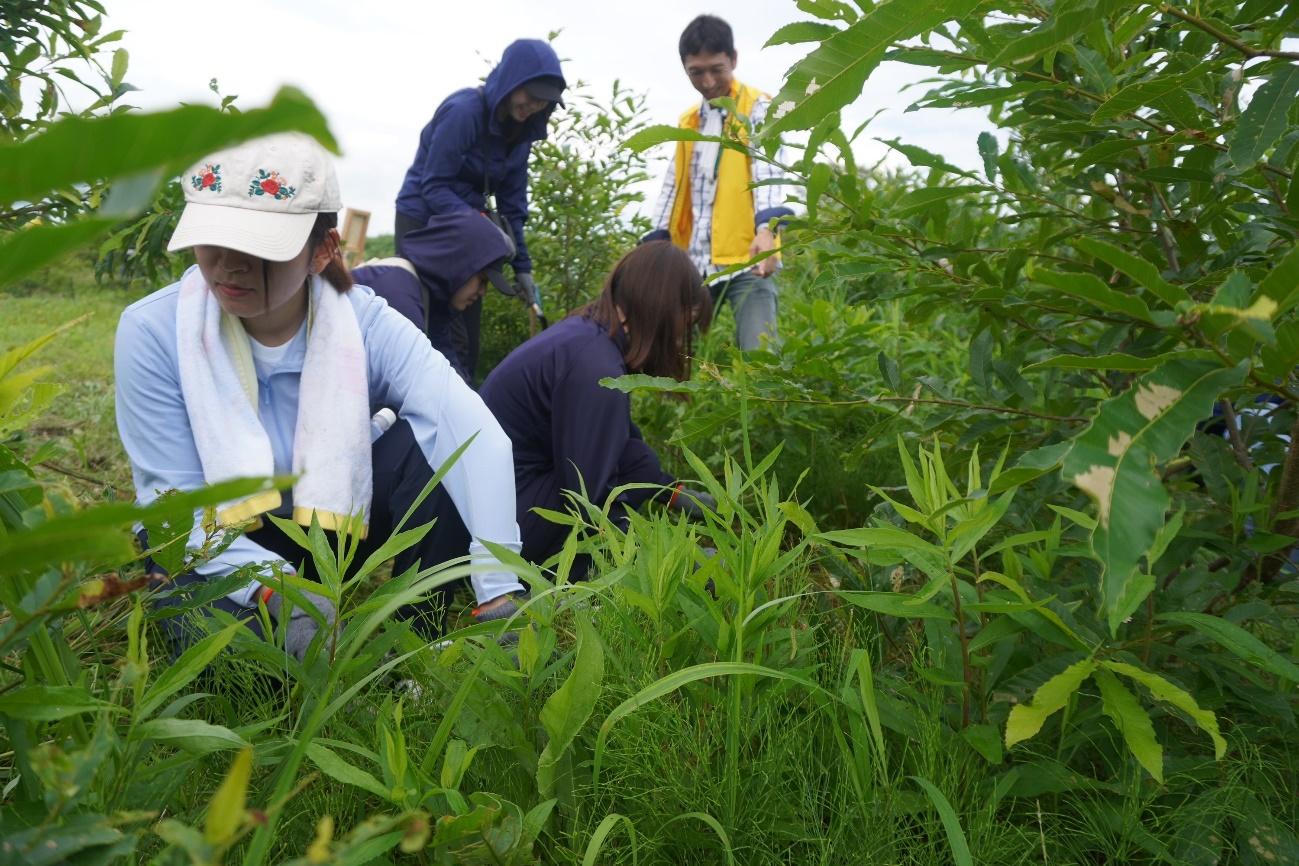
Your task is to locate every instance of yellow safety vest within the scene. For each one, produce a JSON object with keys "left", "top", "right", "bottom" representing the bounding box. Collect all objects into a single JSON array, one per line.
[{"left": 668, "top": 80, "right": 767, "bottom": 266}]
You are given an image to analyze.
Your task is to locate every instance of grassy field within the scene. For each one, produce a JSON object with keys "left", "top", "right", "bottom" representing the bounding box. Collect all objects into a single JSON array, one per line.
[{"left": 1, "top": 254, "right": 138, "bottom": 498}]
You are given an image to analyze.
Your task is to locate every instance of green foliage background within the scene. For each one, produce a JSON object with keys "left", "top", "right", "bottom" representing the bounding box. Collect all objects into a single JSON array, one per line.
[{"left": 5, "top": 1, "right": 1299, "bottom": 864}]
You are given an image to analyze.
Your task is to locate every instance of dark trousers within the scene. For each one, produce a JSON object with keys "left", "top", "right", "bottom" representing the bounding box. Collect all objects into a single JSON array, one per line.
[
  {"left": 152, "top": 419, "right": 467, "bottom": 655},
  {"left": 395, "top": 211, "right": 482, "bottom": 386}
]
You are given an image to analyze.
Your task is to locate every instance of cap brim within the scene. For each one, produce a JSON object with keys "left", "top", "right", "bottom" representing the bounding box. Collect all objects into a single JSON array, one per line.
[
  {"left": 485, "top": 265, "right": 516, "bottom": 297},
  {"left": 168, "top": 202, "right": 317, "bottom": 262},
  {"left": 524, "top": 81, "right": 565, "bottom": 105}
]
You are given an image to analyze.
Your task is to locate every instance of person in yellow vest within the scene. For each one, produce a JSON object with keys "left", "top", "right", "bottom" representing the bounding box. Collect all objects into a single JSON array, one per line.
[{"left": 645, "top": 14, "right": 794, "bottom": 351}]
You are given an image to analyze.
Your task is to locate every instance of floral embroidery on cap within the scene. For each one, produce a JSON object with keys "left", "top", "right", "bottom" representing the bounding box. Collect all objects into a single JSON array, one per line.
[
  {"left": 190, "top": 164, "right": 222, "bottom": 192},
  {"left": 247, "top": 169, "right": 296, "bottom": 201}
]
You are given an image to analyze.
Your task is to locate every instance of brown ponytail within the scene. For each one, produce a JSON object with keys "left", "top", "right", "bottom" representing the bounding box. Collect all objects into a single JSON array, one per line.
[{"left": 308, "top": 212, "right": 354, "bottom": 291}]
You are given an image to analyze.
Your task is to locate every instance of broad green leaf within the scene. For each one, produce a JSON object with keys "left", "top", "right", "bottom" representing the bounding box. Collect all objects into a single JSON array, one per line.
[
  {"left": 988, "top": 440, "right": 1071, "bottom": 495},
  {"left": 0, "top": 86, "right": 336, "bottom": 205},
  {"left": 1104, "top": 661, "right": 1226, "bottom": 758},
  {"left": 1230, "top": 64, "right": 1299, "bottom": 168},
  {"left": 1094, "top": 669, "right": 1162, "bottom": 782},
  {"left": 1091, "top": 69, "right": 1205, "bottom": 127},
  {"left": 1159, "top": 612, "right": 1299, "bottom": 683},
  {"left": 992, "top": 0, "right": 1099, "bottom": 65},
  {"left": 765, "top": 21, "right": 841, "bottom": 46},
  {"left": 306, "top": 742, "right": 389, "bottom": 799},
  {"left": 892, "top": 185, "right": 980, "bottom": 217},
  {"left": 834, "top": 590, "right": 954, "bottom": 620},
  {"left": 763, "top": 0, "right": 982, "bottom": 135},
  {"left": 205, "top": 747, "right": 252, "bottom": 845},
  {"left": 137, "top": 621, "right": 242, "bottom": 719},
  {"left": 1025, "top": 351, "right": 1214, "bottom": 372},
  {"left": 1005, "top": 658, "right": 1096, "bottom": 747},
  {"left": 1031, "top": 267, "right": 1156, "bottom": 322},
  {"left": 1061, "top": 360, "right": 1247, "bottom": 634},
  {"left": 1257, "top": 243, "right": 1299, "bottom": 315},
  {"left": 876, "top": 138, "right": 974, "bottom": 177},
  {"left": 977, "top": 131, "right": 999, "bottom": 182},
  {"left": 1073, "top": 236, "right": 1190, "bottom": 306},
  {"left": 135, "top": 718, "right": 247, "bottom": 753},
  {"left": 0, "top": 685, "right": 119, "bottom": 720},
  {"left": 911, "top": 776, "right": 974, "bottom": 866},
  {"left": 537, "top": 612, "right": 604, "bottom": 798},
  {"left": 623, "top": 125, "right": 744, "bottom": 154}
]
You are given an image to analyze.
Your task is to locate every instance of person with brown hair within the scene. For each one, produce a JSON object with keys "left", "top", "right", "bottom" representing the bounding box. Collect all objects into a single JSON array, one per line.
[
  {"left": 478, "top": 242, "right": 715, "bottom": 582},
  {"left": 115, "top": 133, "right": 527, "bottom": 657}
]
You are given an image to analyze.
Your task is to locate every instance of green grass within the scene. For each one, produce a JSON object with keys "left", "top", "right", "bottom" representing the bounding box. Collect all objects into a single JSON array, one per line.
[{"left": 1, "top": 255, "right": 138, "bottom": 497}]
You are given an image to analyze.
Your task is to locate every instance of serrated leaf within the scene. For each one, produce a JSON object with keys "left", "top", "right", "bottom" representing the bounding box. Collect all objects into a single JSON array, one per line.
[
  {"left": 893, "top": 185, "right": 979, "bottom": 216},
  {"left": 1062, "top": 360, "right": 1247, "bottom": 634},
  {"left": 1159, "top": 612, "right": 1299, "bottom": 683},
  {"left": 1073, "top": 236, "right": 1190, "bottom": 306},
  {"left": 1095, "top": 669, "right": 1163, "bottom": 782},
  {"left": 1091, "top": 68, "right": 1206, "bottom": 127},
  {"left": 763, "top": 0, "right": 982, "bottom": 135},
  {"left": 1031, "top": 267, "right": 1157, "bottom": 322},
  {"left": 992, "top": 0, "right": 1097, "bottom": 65},
  {"left": 1104, "top": 661, "right": 1226, "bottom": 758},
  {"left": 1231, "top": 65, "right": 1299, "bottom": 168},
  {"left": 765, "top": 21, "right": 841, "bottom": 46},
  {"left": 1005, "top": 658, "right": 1096, "bottom": 747}
]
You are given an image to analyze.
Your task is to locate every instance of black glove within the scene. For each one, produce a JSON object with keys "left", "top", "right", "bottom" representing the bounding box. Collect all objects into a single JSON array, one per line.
[
  {"left": 265, "top": 584, "right": 337, "bottom": 662},
  {"left": 668, "top": 484, "right": 716, "bottom": 520}
]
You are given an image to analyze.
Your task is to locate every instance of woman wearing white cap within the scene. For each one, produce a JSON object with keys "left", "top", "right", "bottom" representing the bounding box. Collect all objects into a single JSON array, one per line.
[{"left": 115, "top": 132, "right": 526, "bottom": 660}]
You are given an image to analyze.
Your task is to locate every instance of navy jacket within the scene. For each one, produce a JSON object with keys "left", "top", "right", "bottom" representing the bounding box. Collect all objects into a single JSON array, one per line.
[
  {"left": 395, "top": 39, "right": 565, "bottom": 275},
  {"left": 354, "top": 214, "right": 512, "bottom": 384},
  {"left": 479, "top": 316, "right": 673, "bottom": 560}
]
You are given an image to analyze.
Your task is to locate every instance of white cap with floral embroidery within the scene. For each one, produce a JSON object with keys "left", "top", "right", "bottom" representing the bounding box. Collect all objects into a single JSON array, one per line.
[{"left": 167, "top": 132, "right": 342, "bottom": 262}]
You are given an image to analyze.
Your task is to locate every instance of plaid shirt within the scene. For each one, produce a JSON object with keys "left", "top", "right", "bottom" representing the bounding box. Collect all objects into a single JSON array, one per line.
[{"left": 649, "top": 94, "right": 793, "bottom": 279}]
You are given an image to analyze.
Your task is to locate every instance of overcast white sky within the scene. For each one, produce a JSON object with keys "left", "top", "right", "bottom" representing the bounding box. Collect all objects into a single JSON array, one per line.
[{"left": 106, "top": 0, "right": 996, "bottom": 236}]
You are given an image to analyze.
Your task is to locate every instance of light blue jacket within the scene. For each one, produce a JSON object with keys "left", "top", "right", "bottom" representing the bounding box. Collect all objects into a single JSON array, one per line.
[{"left": 114, "top": 269, "right": 524, "bottom": 606}]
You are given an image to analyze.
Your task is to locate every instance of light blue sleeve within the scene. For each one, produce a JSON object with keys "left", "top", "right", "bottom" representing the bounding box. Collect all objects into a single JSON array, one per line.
[
  {"left": 114, "top": 299, "right": 287, "bottom": 607},
  {"left": 357, "top": 293, "right": 524, "bottom": 604}
]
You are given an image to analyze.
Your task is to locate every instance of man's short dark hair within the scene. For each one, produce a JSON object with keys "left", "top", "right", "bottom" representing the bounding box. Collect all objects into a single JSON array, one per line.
[{"left": 679, "top": 15, "right": 735, "bottom": 62}]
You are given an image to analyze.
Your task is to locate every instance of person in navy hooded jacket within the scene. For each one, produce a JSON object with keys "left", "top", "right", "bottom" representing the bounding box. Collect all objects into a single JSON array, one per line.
[
  {"left": 395, "top": 38, "right": 566, "bottom": 385},
  {"left": 353, "top": 211, "right": 515, "bottom": 384},
  {"left": 479, "top": 242, "right": 715, "bottom": 569}
]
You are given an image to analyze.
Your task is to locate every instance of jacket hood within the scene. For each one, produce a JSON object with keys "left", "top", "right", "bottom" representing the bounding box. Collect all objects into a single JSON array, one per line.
[
  {"left": 483, "top": 39, "right": 566, "bottom": 141},
  {"left": 399, "top": 212, "right": 514, "bottom": 304}
]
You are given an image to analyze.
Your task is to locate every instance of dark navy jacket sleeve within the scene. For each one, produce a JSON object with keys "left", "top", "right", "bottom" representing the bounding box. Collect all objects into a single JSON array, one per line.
[
  {"left": 419, "top": 102, "right": 482, "bottom": 218},
  {"left": 496, "top": 151, "right": 532, "bottom": 273}
]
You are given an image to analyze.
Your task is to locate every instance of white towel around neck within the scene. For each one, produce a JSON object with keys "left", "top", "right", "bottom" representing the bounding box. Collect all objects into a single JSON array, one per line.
[{"left": 175, "top": 267, "right": 372, "bottom": 535}]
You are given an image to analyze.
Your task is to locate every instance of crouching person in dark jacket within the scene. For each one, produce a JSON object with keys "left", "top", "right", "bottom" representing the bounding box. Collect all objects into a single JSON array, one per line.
[
  {"left": 353, "top": 212, "right": 516, "bottom": 384},
  {"left": 394, "top": 38, "right": 566, "bottom": 385},
  {"left": 478, "top": 242, "right": 714, "bottom": 570}
]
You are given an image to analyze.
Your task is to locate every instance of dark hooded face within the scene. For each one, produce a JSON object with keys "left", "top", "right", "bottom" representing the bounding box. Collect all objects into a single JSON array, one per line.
[
  {"left": 450, "top": 273, "right": 487, "bottom": 311},
  {"left": 505, "top": 87, "right": 550, "bottom": 124},
  {"left": 683, "top": 50, "right": 736, "bottom": 102}
]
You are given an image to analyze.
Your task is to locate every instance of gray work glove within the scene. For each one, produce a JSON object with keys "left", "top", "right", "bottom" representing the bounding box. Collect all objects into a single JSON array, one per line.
[
  {"left": 265, "top": 585, "right": 337, "bottom": 662},
  {"left": 668, "top": 485, "right": 716, "bottom": 521}
]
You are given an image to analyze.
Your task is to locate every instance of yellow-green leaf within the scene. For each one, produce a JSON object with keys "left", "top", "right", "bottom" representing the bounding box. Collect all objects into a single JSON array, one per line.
[
  {"left": 1005, "top": 659, "right": 1096, "bottom": 748},
  {"left": 205, "top": 747, "right": 252, "bottom": 845}
]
